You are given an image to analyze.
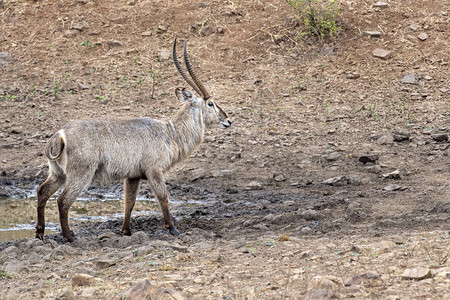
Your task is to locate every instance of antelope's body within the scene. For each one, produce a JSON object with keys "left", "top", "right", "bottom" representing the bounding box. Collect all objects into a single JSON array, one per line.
[{"left": 36, "top": 39, "right": 231, "bottom": 242}]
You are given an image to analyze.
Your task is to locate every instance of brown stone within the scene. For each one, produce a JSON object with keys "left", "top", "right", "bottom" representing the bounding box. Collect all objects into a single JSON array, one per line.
[
  {"left": 372, "top": 48, "right": 391, "bottom": 59},
  {"left": 402, "top": 267, "right": 432, "bottom": 280}
]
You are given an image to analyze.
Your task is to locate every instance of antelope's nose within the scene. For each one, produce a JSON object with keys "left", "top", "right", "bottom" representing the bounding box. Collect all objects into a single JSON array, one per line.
[{"left": 224, "top": 119, "right": 232, "bottom": 127}]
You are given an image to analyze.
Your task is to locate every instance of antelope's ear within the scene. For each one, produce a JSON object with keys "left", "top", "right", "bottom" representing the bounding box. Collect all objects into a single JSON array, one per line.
[{"left": 175, "top": 87, "right": 195, "bottom": 103}]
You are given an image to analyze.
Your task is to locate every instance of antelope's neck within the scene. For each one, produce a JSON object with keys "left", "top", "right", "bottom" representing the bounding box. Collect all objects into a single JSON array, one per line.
[{"left": 168, "top": 104, "right": 206, "bottom": 162}]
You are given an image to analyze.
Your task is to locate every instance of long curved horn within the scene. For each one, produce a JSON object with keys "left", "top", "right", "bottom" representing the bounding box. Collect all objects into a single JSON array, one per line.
[
  {"left": 183, "top": 39, "right": 211, "bottom": 100},
  {"left": 173, "top": 38, "right": 203, "bottom": 97}
]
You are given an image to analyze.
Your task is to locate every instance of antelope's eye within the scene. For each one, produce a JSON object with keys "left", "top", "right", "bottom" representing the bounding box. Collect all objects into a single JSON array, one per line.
[{"left": 208, "top": 102, "right": 214, "bottom": 107}]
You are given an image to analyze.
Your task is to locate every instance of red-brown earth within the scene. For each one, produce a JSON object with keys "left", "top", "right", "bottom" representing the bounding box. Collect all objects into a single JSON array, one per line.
[{"left": 0, "top": 0, "right": 448, "bottom": 299}]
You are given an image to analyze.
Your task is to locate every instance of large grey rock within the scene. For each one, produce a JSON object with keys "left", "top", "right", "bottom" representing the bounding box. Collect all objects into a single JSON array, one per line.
[{"left": 3, "top": 258, "right": 29, "bottom": 273}]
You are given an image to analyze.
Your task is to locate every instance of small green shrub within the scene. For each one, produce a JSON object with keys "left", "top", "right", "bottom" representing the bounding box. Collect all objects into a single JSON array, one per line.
[{"left": 287, "top": 0, "right": 341, "bottom": 38}]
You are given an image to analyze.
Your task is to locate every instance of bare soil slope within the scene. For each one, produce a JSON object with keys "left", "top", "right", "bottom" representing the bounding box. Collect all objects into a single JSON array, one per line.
[{"left": 0, "top": 0, "right": 449, "bottom": 299}]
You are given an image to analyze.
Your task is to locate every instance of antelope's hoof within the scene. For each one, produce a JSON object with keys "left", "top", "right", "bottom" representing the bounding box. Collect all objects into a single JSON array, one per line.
[
  {"left": 35, "top": 232, "right": 44, "bottom": 240},
  {"left": 62, "top": 235, "right": 75, "bottom": 243},
  {"left": 121, "top": 228, "right": 132, "bottom": 236},
  {"left": 35, "top": 225, "right": 45, "bottom": 240},
  {"left": 169, "top": 226, "right": 180, "bottom": 236}
]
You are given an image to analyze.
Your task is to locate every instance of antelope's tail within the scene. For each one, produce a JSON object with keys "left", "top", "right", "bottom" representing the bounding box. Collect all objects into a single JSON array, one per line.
[{"left": 45, "top": 132, "right": 65, "bottom": 160}]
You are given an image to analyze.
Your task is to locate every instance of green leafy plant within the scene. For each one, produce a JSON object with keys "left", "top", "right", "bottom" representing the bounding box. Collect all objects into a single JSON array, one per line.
[
  {"left": 0, "top": 270, "right": 13, "bottom": 279},
  {"left": 149, "top": 68, "right": 165, "bottom": 98},
  {"left": 287, "top": 0, "right": 342, "bottom": 38}
]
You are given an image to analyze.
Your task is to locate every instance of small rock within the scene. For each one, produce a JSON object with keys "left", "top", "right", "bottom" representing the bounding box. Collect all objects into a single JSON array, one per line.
[
  {"left": 373, "top": 1, "right": 387, "bottom": 8},
  {"left": 273, "top": 173, "right": 286, "bottom": 182},
  {"left": 372, "top": 48, "right": 391, "bottom": 59},
  {"left": 417, "top": 33, "right": 428, "bottom": 41},
  {"left": 347, "top": 176, "right": 362, "bottom": 186},
  {"left": 78, "top": 83, "right": 90, "bottom": 90},
  {"left": 211, "top": 169, "right": 233, "bottom": 177},
  {"left": 107, "top": 40, "right": 122, "bottom": 47},
  {"left": 152, "top": 287, "right": 190, "bottom": 300},
  {"left": 346, "top": 72, "right": 360, "bottom": 79},
  {"left": 366, "top": 165, "right": 382, "bottom": 174},
  {"left": 141, "top": 31, "right": 152, "bottom": 37},
  {"left": 95, "top": 258, "right": 116, "bottom": 269},
  {"left": 245, "top": 181, "right": 263, "bottom": 190},
  {"left": 344, "top": 271, "right": 380, "bottom": 286},
  {"left": 326, "top": 152, "right": 341, "bottom": 161},
  {"left": 126, "top": 279, "right": 155, "bottom": 300},
  {"left": 64, "top": 30, "right": 78, "bottom": 38},
  {"left": 299, "top": 209, "right": 320, "bottom": 221},
  {"left": 402, "top": 267, "right": 432, "bottom": 280},
  {"left": 392, "top": 131, "right": 410, "bottom": 142},
  {"left": 401, "top": 74, "right": 419, "bottom": 85},
  {"left": 383, "top": 184, "right": 406, "bottom": 191},
  {"left": 156, "top": 25, "right": 167, "bottom": 33},
  {"left": 305, "top": 289, "right": 333, "bottom": 299},
  {"left": 0, "top": 52, "right": 13, "bottom": 66},
  {"left": 200, "top": 26, "right": 216, "bottom": 36},
  {"left": 56, "top": 289, "right": 76, "bottom": 300},
  {"left": 134, "top": 245, "right": 155, "bottom": 257},
  {"left": 190, "top": 168, "right": 207, "bottom": 181},
  {"left": 72, "top": 21, "right": 89, "bottom": 31},
  {"left": 319, "top": 47, "right": 334, "bottom": 56},
  {"left": 382, "top": 169, "right": 402, "bottom": 180},
  {"left": 363, "top": 31, "right": 381, "bottom": 38},
  {"left": 79, "top": 287, "right": 96, "bottom": 298},
  {"left": 157, "top": 50, "right": 170, "bottom": 62},
  {"left": 431, "top": 133, "right": 448, "bottom": 142},
  {"left": 359, "top": 154, "right": 379, "bottom": 164},
  {"left": 322, "top": 176, "right": 347, "bottom": 186},
  {"left": 309, "top": 276, "right": 335, "bottom": 290},
  {"left": 409, "top": 24, "right": 420, "bottom": 31},
  {"left": 377, "top": 134, "right": 394, "bottom": 145},
  {"left": 71, "top": 273, "right": 101, "bottom": 287}
]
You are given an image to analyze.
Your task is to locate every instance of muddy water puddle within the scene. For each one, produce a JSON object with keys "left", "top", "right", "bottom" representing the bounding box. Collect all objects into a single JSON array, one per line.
[{"left": 0, "top": 193, "right": 207, "bottom": 243}]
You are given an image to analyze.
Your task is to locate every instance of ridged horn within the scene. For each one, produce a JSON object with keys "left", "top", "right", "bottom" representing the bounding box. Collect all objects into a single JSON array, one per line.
[
  {"left": 183, "top": 39, "right": 211, "bottom": 100},
  {"left": 173, "top": 37, "right": 203, "bottom": 97}
]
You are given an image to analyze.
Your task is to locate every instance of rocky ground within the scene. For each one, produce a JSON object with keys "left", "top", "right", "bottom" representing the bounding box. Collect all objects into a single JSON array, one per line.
[{"left": 0, "top": 0, "right": 449, "bottom": 299}]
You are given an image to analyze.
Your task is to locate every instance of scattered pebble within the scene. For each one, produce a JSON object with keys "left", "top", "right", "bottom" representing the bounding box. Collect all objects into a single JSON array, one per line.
[
  {"left": 383, "top": 184, "right": 406, "bottom": 191},
  {"left": 363, "top": 31, "right": 381, "bottom": 38},
  {"left": 382, "top": 170, "right": 402, "bottom": 180},
  {"left": 359, "top": 154, "right": 379, "bottom": 164},
  {"left": 417, "top": 33, "right": 428, "bottom": 41},
  {"left": 431, "top": 133, "right": 448, "bottom": 142},
  {"left": 372, "top": 48, "right": 392, "bottom": 59},
  {"left": 345, "top": 271, "right": 380, "bottom": 286},
  {"left": 402, "top": 267, "right": 432, "bottom": 280},
  {"left": 401, "top": 74, "right": 419, "bottom": 85},
  {"left": 373, "top": 1, "right": 388, "bottom": 8},
  {"left": 322, "top": 176, "right": 347, "bottom": 186}
]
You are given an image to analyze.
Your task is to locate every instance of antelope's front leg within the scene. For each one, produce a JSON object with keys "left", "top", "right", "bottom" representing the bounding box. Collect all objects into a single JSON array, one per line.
[{"left": 148, "top": 171, "right": 179, "bottom": 236}]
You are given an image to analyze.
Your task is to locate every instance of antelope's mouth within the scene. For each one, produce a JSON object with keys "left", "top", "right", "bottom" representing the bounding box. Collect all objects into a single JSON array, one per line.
[{"left": 221, "top": 119, "right": 232, "bottom": 129}]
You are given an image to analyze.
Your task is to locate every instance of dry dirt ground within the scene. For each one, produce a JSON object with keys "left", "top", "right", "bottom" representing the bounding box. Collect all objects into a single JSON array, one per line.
[{"left": 0, "top": 0, "right": 449, "bottom": 299}]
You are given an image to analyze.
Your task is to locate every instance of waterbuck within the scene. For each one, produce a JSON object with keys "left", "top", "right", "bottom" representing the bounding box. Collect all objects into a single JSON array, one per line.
[{"left": 35, "top": 38, "right": 232, "bottom": 242}]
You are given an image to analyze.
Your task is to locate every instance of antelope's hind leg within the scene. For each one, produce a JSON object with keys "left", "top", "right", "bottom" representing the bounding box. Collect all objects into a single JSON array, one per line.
[
  {"left": 36, "top": 162, "right": 66, "bottom": 240},
  {"left": 56, "top": 173, "right": 92, "bottom": 242},
  {"left": 148, "top": 171, "right": 179, "bottom": 236},
  {"left": 121, "top": 178, "right": 140, "bottom": 235}
]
